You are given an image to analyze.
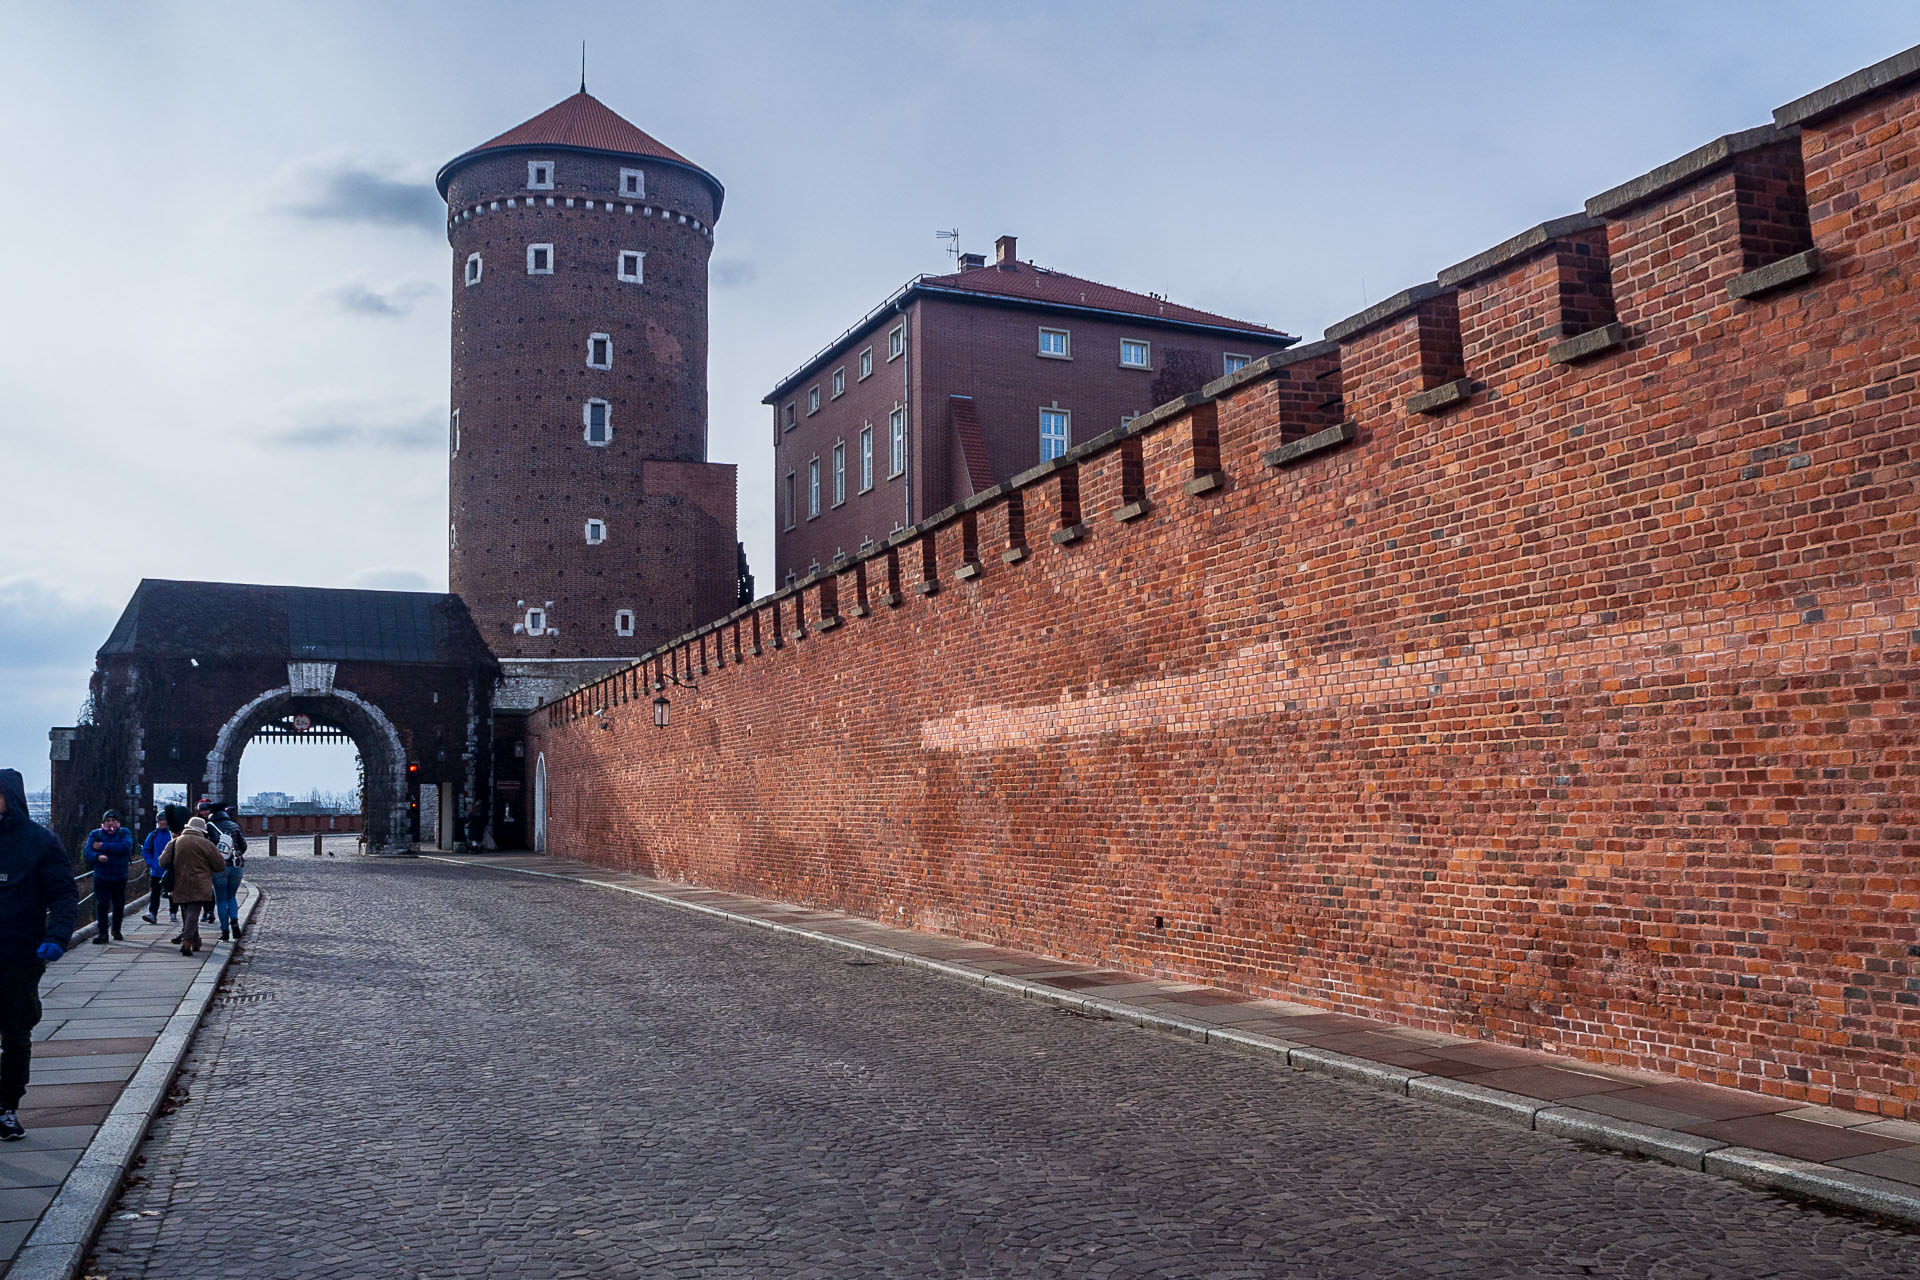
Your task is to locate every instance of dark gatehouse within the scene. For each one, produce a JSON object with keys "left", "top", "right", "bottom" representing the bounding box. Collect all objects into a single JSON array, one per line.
[{"left": 51, "top": 581, "right": 499, "bottom": 856}]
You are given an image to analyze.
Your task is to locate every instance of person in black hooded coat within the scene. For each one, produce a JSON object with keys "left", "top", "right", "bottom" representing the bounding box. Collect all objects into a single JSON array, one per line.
[{"left": 0, "top": 769, "right": 78, "bottom": 1140}]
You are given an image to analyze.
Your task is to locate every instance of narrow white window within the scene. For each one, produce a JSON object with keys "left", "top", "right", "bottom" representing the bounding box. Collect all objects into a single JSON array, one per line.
[
  {"left": 584, "top": 518, "right": 607, "bottom": 545},
  {"left": 808, "top": 457, "right": 821, "bottom": 518},
  {"left": 1120, "top": 339, "right": 1151, "bottom": 369},
  {"left": 832, "top": 441, "right": 846, "bottom": 506},
  {"left": 614, "top": 609, "right": 635, "bottom": 637},
  {"left": 1038, "top": 327, "right": 1070, "bottom": 359},
  {"left": 832, "top": 368, "right": 845, "bottom": 398},
  {"left": 524, "top": 607, "right": 547, "bottom": 636},
  {"left": 859, "top": 347, "right": 873, "bottom": 379},
  {"left": 1223, "top": 352, "right": 1251, "bottom": 374},
  {"left": 889, "top": 407, "right": 906, "bottom": 477},
  {"left": 583, "top": 399, "right": 612, "bottom": 445},
  {"left": 587, "top": 333, "right": 612, "bottom": 369},
  {"left": 619, "top": 168, "right": 644, "bottom": 198},
  {"left": 464, "top": 253, "right": 482, "bottom": 286},
  {"left": 859, "top": 425, "right": 874, "bottom": 492},
  {"left": 449, "top": 409, "right": 459, "bottom": 457},
  {"left": 527, "top": 243, "right": 554, "bottom": 274},
  {"left": 888, "top": 324, "right": 905, "bottom": 360},
  {"left": 617, "top": 251, "right": 644, "bottom": 283},
  {"left": 527, "top": 161, "right": 554, "bottom": 190},
  {"left": 1040, "top": 407, "right": 1070, "bottom": 461},
  {"left": 449, "top": 521, "right": 456, "bottom": 548},
  {"left": 783, "top": 471, "right": 797, "bottom": 530},
  {"left": 783, "top": 402, "right": 796, "bottom": 431},
  {"left": 808, "top": 386, "right": 820, "bottom": 415}
]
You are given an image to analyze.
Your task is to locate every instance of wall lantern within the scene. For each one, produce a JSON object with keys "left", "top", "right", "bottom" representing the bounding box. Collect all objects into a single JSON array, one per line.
[{"left": 652, "top": 694, "right": 670, "bottom": 728}]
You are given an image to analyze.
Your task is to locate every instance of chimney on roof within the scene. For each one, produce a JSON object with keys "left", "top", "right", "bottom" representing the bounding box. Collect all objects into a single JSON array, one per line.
[
  {"left": 994, "top": 235, "right": 1017, "bottom": 269},
  {"left": 958, "top": 252, "right": 985, "bottom": 271}
]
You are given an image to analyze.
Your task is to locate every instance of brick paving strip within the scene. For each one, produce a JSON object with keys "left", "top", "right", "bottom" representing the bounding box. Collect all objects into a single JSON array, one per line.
[
  {"left": 0, "top": 886, "right": 260, "bottom": 1280},
  {"left": 428, "top": 852, "right": 1920, "bottom": 1226}
]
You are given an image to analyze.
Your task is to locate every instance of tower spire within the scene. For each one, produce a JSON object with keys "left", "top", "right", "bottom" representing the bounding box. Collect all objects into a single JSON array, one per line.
[{"left": 580, "top": 42, "right": 586, "bottom": 93}]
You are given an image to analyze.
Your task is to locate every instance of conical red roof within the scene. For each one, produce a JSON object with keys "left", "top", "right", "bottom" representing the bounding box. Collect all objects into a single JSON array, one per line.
[{"left": 437, "top": 92, "right": 721, "bottom": 207}]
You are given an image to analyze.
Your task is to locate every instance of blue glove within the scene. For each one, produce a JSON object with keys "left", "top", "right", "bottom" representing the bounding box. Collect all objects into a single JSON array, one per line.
[{"left": 36, "top": 942, "right": 62, "bottom": 964}]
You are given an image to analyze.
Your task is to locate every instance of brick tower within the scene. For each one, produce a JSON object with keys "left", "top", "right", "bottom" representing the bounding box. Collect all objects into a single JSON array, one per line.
[{"left": 439, "top": 91, "right": 741, "bottom": 709}]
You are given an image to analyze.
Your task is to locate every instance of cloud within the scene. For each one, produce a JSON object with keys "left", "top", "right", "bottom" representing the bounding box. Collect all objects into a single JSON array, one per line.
[
  {"left": 712, "top": 259, "right": 757, "bottom": 289},
  {"left": 328, "top": 280, "right": 434, "bottom": 318},
  {"left": 349, "top": 567, "right": 433, "bottom": 592},
  {"left": 0, "top": 579, "right": 122, "bottom": 790},
  {"left": 281, "top": 158, "right": 443, "bottom": 233},
  {"left": 264, "top": 402, "right": 442, "bottom": 452}
]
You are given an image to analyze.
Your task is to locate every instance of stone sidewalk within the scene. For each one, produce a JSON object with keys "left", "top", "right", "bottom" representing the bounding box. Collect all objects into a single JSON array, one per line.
[
  {"left": 431, "top": 851, "right": 1920, "bottom": 1226},
  {"left": 0, "top": 887, "right": 258, "bottom": 1280}
]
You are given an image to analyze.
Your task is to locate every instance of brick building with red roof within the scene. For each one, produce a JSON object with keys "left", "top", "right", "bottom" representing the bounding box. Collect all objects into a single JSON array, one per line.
[{"left": 765, "top": 236, "right": 1293, "bottom": 582}]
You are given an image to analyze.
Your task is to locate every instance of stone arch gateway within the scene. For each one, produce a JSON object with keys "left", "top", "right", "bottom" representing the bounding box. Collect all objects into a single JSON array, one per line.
[
  {"left": 57, "top": 580, "right": 499, "bottom": 856},
  {"left": 206, "top": 681, "right": 411, "bottom": 855}
]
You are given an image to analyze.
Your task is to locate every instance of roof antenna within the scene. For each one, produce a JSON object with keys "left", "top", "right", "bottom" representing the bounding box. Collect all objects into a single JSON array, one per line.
[
  {"left": 935, "top": 228, "right": 960, "bottom": 262},
  {"left": 580, "top": 41, "right": 587, "bottom": 93}
]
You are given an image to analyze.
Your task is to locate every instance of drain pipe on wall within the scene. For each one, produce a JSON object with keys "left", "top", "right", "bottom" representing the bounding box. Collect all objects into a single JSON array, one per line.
[{"left": 898, "top": 299, "right": 911, "bottom": 530}]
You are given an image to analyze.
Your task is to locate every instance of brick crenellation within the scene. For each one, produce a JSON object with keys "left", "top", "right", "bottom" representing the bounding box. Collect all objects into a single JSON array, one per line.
[{"left": 530, "top": 49, "right": 1920, "bottom": 1114}]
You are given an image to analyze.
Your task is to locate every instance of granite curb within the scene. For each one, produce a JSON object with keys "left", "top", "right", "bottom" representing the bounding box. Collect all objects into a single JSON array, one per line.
[
  {"left": 7, "top": 883, "right": 264, "bottom": 1280},
  {"left": 421, "top": 857, "right": 1920, "bottom": 1228}
]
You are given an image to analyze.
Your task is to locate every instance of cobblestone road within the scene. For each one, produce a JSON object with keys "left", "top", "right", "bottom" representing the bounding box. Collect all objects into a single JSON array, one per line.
[{"left": 88, "top": 858, "right": 1920, "bottom": 1278}]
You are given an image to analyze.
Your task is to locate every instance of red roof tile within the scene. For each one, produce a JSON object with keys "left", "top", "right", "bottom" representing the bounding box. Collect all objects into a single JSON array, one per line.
[
  {"left": 438, "top": 92, "right": 719, "bottom": 200},
  {"left": 919, "top": 260, "right": 1288, "bottom": 337}
]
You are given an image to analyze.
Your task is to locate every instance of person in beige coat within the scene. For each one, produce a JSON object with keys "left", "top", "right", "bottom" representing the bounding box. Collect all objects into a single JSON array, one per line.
[{"left": 160, "top": 818, "right": 224, "bottom": 956}]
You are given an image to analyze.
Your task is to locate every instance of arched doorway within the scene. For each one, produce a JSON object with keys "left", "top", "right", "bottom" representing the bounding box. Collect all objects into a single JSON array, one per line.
[
  {"left": 206, "top": 685, "right": 411, "bottom": 855},
  {"left": 532, "top": 752, "right": 548, "bottom": 854}
]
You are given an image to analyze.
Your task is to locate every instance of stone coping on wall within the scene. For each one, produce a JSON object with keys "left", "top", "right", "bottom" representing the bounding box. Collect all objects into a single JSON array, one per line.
[
  {"left": 544, "top": 45, "right": 1914, "bottom": 711},
  {"left": 1775, "top": 42, "right": 1920, "bottom": 126},
  {"left": 1435, "top": 213, "right": 1604, "bottom": 289}
]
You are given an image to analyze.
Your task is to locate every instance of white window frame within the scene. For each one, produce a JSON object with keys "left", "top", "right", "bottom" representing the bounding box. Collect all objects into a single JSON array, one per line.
[
  {"left": 783, "top": 470, "right": 797, "bottom": 530},
  {"left": 464, "top": 252, "right": 482, "bottom": 286},
  {"left": 524, "top": 607, "right": 548, "bottom": 637},
  {"left": 527, "top": 161, "right": 554, "bottom": 190},
  {"left": 1040, "top": 407, "right": 1070, "bottom": 462},
  {"left": 832, "top": 441, "right": 846, "bottom": 507},
  {"left": 859, "top": 425, "right": 874, "bottom": 493},
  {"left": 887, "top": 324, "right": 905, "bottom": 361},
  {"left": 527, "top": 243, "right": 554, "bottom": 275},
  {"left": 584, "top": 518, "right": 607, "bottom": 545},
  {"left": 583, "top": 399, "right": 612, "bottom": 446},
  {"left": 449, "top": 409, "right": 459, "bottom": 457},
  {"left": 888, "top": 407, "right": 906, "bottom": 478},
  {"left": 614, "top": 609, "right": 635, "bottom": 637},
  {"left": 587, "top": 333, "right": 613, "bottom": 370},
  {"left": 858, "top": 347, "right": 874, "bottom": 380},
  {"left": 1223, "top": 352, "right": 1251, "bottom": 374},
  {"left": 832, "top": 368, "right": 845, "bottom": 399},
  {"left": 1120, "top": 339, "right": 1151, "bottom": 369},
  {"left": 808, "top": 386, "right": 820, "bottom": 415},
  {"left": 1038, "top": 327, "right": 1071, "bottom": 360},
  {"left": 617, "top": 250, "right": 644, "bottom": 283},
  {"left": 619, "top": 168, "right": 645, "bottom": 198},
  {"left": 808, "top": 456, "right": 821, "bottom": 519}
]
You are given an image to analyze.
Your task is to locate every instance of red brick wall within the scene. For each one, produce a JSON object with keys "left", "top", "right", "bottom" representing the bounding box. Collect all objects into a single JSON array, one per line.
[{"left": 533, "top": 72, "right": 1920, "bottom": 1114}]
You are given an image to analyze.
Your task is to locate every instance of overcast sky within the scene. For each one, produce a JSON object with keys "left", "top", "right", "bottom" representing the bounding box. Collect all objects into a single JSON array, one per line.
[{"left": 3, "top": 1, "right": 1915, "bottom": 796}]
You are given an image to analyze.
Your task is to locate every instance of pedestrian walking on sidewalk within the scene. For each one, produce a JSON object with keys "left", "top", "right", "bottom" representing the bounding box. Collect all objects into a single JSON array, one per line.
[
  {"left": 82, "top": 810, "right": 133, "bottom": 943},
  {"left": 0, "top": 769, "right": 78, "bottom": 1141},
  {"left": 139, "top": 806, "right": 184, "bottom": 925},
  {"left": 161, "top": 818, "right": 223, "bottom": 956},
  {"left": 198, "top": 799, "right": 247, "bottom": 944}
]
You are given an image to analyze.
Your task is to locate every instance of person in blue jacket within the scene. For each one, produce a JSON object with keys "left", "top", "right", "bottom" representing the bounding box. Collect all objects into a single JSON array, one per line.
[
  {"left": 139, "top": 807, "right": 183, "bottom": 925},
  {"left": 0, "top": 769, "right": 78, "bottom": 1141},
  {"left": 82, "top": 810, "right": 134, "bottom": 944}
]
